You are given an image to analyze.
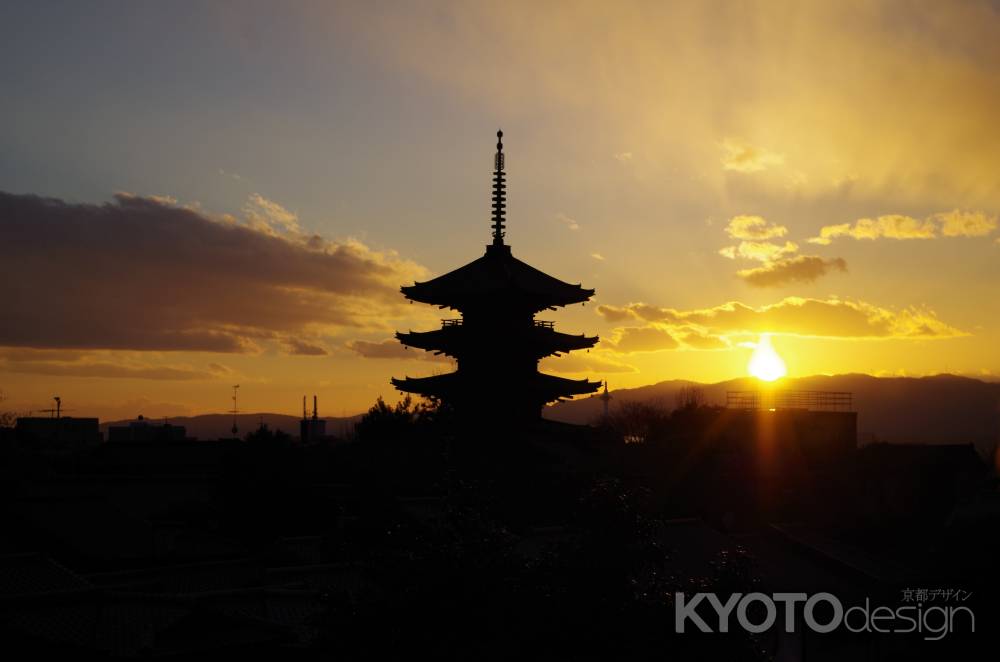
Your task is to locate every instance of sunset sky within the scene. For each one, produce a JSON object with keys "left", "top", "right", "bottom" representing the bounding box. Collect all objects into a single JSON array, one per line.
[{"left": 2, "top": 1, "right": 1000, "bottom": 421}]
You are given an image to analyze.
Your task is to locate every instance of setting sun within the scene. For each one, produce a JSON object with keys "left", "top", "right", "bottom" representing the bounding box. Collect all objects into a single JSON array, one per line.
[{"left": 748, "top": 334, "right": 787, "bottom": 382}]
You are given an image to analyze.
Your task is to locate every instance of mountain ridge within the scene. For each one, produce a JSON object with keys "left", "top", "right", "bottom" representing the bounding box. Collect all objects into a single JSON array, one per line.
[
  {"left": 545, "top": 373, "right": 1000, "bottom": 450},
  {"left": 98, "top": 374, "right": 1000, "bottom": 448}
]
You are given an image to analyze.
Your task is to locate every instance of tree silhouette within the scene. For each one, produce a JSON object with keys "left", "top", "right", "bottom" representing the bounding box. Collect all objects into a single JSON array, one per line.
[
  {"left": 354, "top": 395, "right": 441, "bottom": 442},
  {"left": 603, "top": 400, "right": 671, "bottom": 444},
  {"left": 244, "top": 421, "right": 292, "bottom": 445},
  {"left": 675, "top": 385, "right": 705, "bottom": 411}
]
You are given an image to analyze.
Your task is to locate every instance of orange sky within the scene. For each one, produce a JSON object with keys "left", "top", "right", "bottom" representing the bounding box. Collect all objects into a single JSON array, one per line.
[{"left": 2, "top": 1, "right": 999, "bottom": 421}]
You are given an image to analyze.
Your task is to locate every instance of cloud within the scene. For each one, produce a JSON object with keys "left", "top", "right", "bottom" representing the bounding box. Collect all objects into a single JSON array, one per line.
[
  {"left": 284, "top": 338, "right": 328, "bottom": 356},
  {"left": 596, "top": 324, "right": 729, "bottom": 354},
  {"left": 347, "top": 339, "right": 451, "bottom": 363},
  {"left": 677, "top": 328, "right": 730, "bottom": 350},
  {"left": 724, "top": 215, "right": 788, "bottom": 240},
  {"left": 717, "top": 216, "right": 846, "bottom": 286},
  {"left": 0, "top": 351, "right": 228, "bottom": 381},
  {"left": 555, "top": 212, "right": 580, "bottom": 231},
  {"left": 808, "top": 210, "right": 996, "bottom": 244},
  {"left": 808, "top": 215, "right": 934, "bottom": 244},
  {"left": 935, "top": 209, "right": 997, "bottom": 237},
  {"left": 595, "top": 305, "right": 635, "bottom": 323},
  {"left": 720, "top": 139, "right": 784, "bottom": 173},
  {"left": 6, "top": 363, "right": 216, "bottom": 380},
  {"left": 348, "top": 2, "right": 1000, "bottom": 209},
  {"left": 0, "top": 191, "right": 426, "bottom": 352},
  {"left": 590, "top": 252, "right": 606, "bottom": 261},
  {"left": 613, "top": 152, "right": 633, "bottom": 162},
  {"left": 596, "top": 297, "right": 964, "bottom": 340},
  {"left": 243, "top": 193, "right": 302, "bottom": 235},
  {"left": 601, "top": 326, "right": 680, "bottom": 353},
  {"left": 736, "top": 255, "right": 847, "bottom": 287},
  {"left": 80, "top": 397, "right": 197, "bottom": 422},
  {"left": 718, "top": 240, "right": 799, "bottom": 262},
  {"left": 540, "top": 352, "right": 636, "bottom": 374}
]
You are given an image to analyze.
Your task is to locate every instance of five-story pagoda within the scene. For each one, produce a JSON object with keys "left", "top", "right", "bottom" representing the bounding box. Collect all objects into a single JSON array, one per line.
[{"left": 392, "top": 131, "right": 601, "bottom": 422}]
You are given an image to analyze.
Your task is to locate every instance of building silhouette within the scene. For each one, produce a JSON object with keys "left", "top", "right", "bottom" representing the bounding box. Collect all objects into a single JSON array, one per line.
[
  {"left": 392, "top": 131, "right": 601, "bottom": 422},
  {"left": 721, "top": 389, "right": 857, "bottom": 463},
  {"left": 107, "top": 414, "right": 187, "bottom": 442},
  {"left": 14, "top": 416, "right": 101, "bottom": 451}
]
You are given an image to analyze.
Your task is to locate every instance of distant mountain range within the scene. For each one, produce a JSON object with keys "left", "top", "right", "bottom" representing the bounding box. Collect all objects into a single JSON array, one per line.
[
  {"left": 100, "top": 375, "right": 1000, "bottom": 450},
  {"left": 100, "top": 413, "right": 361, "bottom": 441},
  {"left": 545, "top": 374, "right": 1000, "bottom": 450}
]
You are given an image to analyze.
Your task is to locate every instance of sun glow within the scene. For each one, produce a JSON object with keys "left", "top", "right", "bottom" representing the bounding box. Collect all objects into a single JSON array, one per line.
[{"left": 748, "top": 333, "right": 787, "bottom": 382}]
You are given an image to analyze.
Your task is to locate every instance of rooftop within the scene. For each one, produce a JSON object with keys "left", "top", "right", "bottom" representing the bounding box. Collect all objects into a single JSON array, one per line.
[
  {"left": 401, "top": 244, "right": 594, "bottom": 311},
  {"left": 725, "top": 390, "right": 854, "bottom": 412}
]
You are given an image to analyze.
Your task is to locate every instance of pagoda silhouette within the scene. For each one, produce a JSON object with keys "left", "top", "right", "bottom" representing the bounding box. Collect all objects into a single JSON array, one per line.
[{"left": 392, "top": 130, "right": 601, "bottom": 422}]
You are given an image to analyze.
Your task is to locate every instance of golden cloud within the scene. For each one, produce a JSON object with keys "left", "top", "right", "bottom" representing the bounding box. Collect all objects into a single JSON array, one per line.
[
  {"left": 809, "top": 210, "right": 996, "bottom": 244},
  {"left": 347, "top": 339, "right": 451, "bottom": 363},
  {"left": 935, "top": 209, "right": 998, "bottom": 237},
  {"left": 595, "top": 304, "right": 634, "bottom": 323},
  {"left": 596, "top": 324, "right": 730, "bottom": 354},
  {"left": 724, "top": 215, "right": 788, "bottom": 240},
  {"left": 284, "top": 338, "right": 329, "bottom": 356},
  {"left": 601, "top": 326, "right": 680, "bottom": 353},
  {"left": 737, "top": 255, "right": 847, "bottom": 287},
  {"left": 244, "top": 193, "right": 302, "bottom": 235},
  {"left": 718, "top": 240, "right": 799, "bottom": 262},
  {"left": 540, "top": 351, "right": 636, "bottom": 374},
  {"left": 716, "top": 218, "right": 845, "bottom": 286},
  {"left": 555, "top": 212, "right": 580, "bottom": 231},
  {"left": 341, "top": 2, "right": 1000, "bottom": 208},
  {"left": 676, "top": 328, "right": 730, "bottom": 350},
  {"left": 596, "top": 297, "right": 965, "bottom": 340},
  {"left": 720, "top": 139, "right": 784, "bottom": 173},
  {"left": 0, "top": 349, "right": 233, "bottom": 381}
]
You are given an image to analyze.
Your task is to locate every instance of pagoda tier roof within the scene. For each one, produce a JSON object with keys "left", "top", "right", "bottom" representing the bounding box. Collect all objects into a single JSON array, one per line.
[
  {"left": 391, "top": 371, "right": 601, "bottom": 403},
  {"left": 401, "top": 244, "right": 594, "bottom": 310},
  {"left": 395, "top": 325, "right": 598, "bottom": 358}
]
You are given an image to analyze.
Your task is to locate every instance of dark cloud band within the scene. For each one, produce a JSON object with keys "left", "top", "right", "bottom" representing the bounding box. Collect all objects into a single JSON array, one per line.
[{"left": 0, "top": 191, "right": 423, "bottom": 352}]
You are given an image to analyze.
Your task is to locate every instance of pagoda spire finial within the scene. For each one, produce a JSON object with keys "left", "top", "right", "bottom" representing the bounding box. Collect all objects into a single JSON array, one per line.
[{"left": 491, "top": 129, "right": 506, "bottom": 246}]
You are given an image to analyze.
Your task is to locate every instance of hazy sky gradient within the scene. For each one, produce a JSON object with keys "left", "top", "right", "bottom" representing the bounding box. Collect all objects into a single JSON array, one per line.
[{"left": 2, "top": 1, "right": 999, "bottom": 420}]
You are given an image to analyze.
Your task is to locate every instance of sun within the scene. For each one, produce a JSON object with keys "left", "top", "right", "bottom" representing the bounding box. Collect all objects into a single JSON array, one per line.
[{"left": 748, "top": 333, "right": 787, "bottom": 382}]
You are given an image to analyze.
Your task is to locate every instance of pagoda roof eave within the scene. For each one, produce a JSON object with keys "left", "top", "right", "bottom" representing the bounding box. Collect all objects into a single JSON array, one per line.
[
  {"left": 391, "top": 372, "right": 601, "bottom": 402},
  {"left": 396, "top": 328, "right": 598, "bottom": 352},
  {"left": 400, "top": 245, "right": 594, "bottom": 309}
]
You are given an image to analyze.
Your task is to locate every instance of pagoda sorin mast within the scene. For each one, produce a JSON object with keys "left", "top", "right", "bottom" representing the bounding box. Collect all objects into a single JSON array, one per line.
[{"left": 391, "top": 131, "right": 600, "bottom": 421}]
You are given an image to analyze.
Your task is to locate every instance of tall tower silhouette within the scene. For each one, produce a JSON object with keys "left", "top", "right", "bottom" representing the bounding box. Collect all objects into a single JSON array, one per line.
[
  {"left": 392, "top": 131, "right": 601, "bottom": 422},
  {"left": 599, "top": 381, "right": 612, "bottom": 419}
]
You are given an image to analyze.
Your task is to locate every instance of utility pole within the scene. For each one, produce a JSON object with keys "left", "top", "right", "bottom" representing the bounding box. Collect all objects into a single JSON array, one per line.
[{"left": 230, "top": 385, "right": 240, "bottom": 436}]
